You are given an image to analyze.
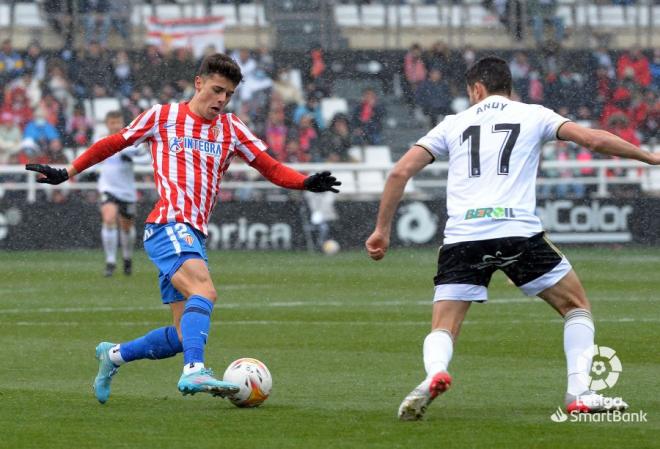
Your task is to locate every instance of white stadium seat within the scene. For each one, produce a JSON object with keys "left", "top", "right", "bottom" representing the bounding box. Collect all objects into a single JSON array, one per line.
[
  {"left": 155, "top": 4, "right": 181, "bottom": 20},
  {"left": 14, "top": 2, "right": 45, "bottom": 27},
  {"left": 210, "top": 4, "right": 238, "bottom": 27},
  {"left": 132, "top": 4, "right": 154, "bottom": 26},
  {"left": 556, "top": 5, "right": 573, "bottom": 28},
  {"left": 363, "top": 146, "right": 392, "bottom": 165},
  {"left": 361, "top": 4, "right": 385, "bottom": 28},
  {"left": 347, "top": 146, "right": 363, "bottom": 162},
  {"left": 598, "top": 6, "right": 626, "bottom": 27},
  {"left": 335, "top": 5, "right": 360, "bottom": 27},
  {"left": 92, "top": 98, "right": 122, "bottom": 124},
  {"left": 0, "top": 4, "right": 10, "bottom": 27},
  {"left": 397, "top": 5, "right": 414, "bottom": 27},
  {"left": 320, "top": 97, "right": 349, "bottom": 126},
  {"left": 238, "top": 4, "right": 267, "bottom": 27},
  {"left": 415, "top": 5, "right": 441, "bottom": 27}
]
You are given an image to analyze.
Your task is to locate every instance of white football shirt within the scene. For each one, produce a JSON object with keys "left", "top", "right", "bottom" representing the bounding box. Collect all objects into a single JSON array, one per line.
[
  {"left": 416, "top": 95, "right": 569, "bottom": 244},
  {"left": 97, "top": 143, "right": 149, "bottom": 203}
]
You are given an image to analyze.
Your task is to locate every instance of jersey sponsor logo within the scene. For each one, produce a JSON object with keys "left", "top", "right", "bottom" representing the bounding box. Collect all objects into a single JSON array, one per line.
[
  {"left": 168, "top": 135, "right": 224, "bottom": 157},
  {"left": 471, "top": 251, "right": 522, "bottom": 269},
  {"left": 465, "top": 207, "right": 515, "bottom": 220}
]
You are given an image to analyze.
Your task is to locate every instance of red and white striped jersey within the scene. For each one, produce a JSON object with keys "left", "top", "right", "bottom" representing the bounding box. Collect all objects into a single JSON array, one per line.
[{"left": 121, "top": 102, "right": 267, "bottom": 235}]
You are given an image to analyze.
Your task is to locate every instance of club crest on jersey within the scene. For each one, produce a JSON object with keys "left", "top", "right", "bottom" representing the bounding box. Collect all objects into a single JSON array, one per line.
[
  {"left": 183, "top": 233, "right": 194, "bottom": 246},
  {"left": 169, "top": 136, "right": 184, "bottom": 154},
  {"left": 209, "top": 125, "right": 220, "bottom": 141}
]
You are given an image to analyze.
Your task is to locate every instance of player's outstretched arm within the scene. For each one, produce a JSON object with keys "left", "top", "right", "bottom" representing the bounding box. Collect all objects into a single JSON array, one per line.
[
  {"left": 558, "top": 121, "right": 659, "bottom": 165},
  {"left": 366, "top": 146, "right": 433, "bottom": 261},
  {"left": 249, "top": 151, "right": 341, "bottom": 192}
]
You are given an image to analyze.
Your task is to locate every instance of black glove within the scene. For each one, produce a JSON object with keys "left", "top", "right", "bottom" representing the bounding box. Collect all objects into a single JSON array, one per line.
[
  {"left": 25, "top": 164, "right": 69, "bottom": 185},
  {"left": 303, "top": 171, "right": 341, "bottom": 193}
]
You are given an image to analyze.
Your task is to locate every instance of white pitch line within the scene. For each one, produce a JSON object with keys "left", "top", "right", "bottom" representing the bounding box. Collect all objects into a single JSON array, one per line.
[{"left": 4, "top": 316, "right": 660, "bottom": 327}]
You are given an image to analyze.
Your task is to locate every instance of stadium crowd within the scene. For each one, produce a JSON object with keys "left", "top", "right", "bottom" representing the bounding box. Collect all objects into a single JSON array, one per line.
[{"left": 0, "top": 33, "right": 657, "bottom": 199}]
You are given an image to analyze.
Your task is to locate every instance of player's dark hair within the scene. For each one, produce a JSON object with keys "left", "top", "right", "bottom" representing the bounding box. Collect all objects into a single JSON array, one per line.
[
  {"left": 465, "top": 56, "right": 512, "bottom": 96},
  {"left": 197, "top": 53, "right": 243, "bottom": 85},
  {"left": 105, "top": 110, "right": 123, "bottom": 121}
]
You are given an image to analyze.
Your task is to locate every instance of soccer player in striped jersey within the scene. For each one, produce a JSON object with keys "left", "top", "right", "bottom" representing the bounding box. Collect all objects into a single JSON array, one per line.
[
  {"left": 26, "top": 53, "right": 340, "bottom": 403},
  {"left": 365, "top": 56, "right": 659, "bottom": 420},
  {"left": 97, "top": 110, "right": 150, "bottom": 277}
]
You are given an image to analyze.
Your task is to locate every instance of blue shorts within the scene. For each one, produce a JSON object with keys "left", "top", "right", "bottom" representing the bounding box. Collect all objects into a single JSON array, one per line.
[{"left": 143, "top": 223, "right": 208, "bottom": 304}]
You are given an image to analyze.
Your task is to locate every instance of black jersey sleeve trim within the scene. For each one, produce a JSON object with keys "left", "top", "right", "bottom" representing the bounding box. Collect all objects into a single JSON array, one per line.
[{"left": 413, "top": 144, "right": 436, "bottom": 163}]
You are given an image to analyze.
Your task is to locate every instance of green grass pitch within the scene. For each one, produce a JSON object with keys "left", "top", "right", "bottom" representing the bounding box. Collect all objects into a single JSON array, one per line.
[{"left": 0, "top": 247, "right": 658, "bottom": 448}]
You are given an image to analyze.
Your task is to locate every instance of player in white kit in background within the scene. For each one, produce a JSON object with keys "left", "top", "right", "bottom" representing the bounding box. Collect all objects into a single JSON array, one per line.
[
  {"left": 365, "top": 56, "right": 659, "bottom": 420},
  {"left": 98, "top": 111, "right": 150, "bottom": 277}
]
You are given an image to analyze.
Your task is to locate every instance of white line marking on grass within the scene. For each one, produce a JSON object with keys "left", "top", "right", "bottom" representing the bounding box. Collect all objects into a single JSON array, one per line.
[{"left": 5, "top": 317, "right": 660, "bottom": 327}]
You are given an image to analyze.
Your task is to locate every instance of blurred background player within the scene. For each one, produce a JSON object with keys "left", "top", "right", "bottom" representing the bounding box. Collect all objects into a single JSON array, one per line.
[
  {"left": 366, "top": 56, "right": 659, "bottom": 421},
  {"left": 26, "top": 53, "right": 340, "bottom": 404},
  {"left": 97, "top": 110, "right": 149, "bottom": 277}
]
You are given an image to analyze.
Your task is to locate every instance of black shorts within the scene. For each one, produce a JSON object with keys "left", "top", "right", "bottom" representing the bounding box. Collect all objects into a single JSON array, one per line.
[
  {"left": 434, "top": 232, "right": 571, "bottom": 300},
  {"left": 101, "top": 192, "right": 137, "bottom": 219}
]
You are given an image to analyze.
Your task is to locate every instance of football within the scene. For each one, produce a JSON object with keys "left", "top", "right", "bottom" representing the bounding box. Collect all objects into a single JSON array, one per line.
[
  {"left": 321, "top": 239, "right": 340, "bottom": 255},
  {"left": 222, "top": 358, "right": 272, "bottom": 408}
]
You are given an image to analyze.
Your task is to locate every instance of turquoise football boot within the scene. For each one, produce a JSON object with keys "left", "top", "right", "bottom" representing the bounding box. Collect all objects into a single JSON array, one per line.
[
  {"left": 178, "top": 368, "right": 239, "bottom": 397},
  {"left": 93, "top": 342, "right": 119, "bottom": 404}
]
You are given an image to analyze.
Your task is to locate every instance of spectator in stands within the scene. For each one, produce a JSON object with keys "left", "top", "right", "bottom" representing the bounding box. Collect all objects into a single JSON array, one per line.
[
  {"left": 528, "top": 0, "right": 564, "bottom": 45},
  {"left": 635, "top": 91, "right": 658, "bottom": 144},
  {"left": 165, "top": 48, "right": 197, "bottom": 90},
  {"left": 22, "top": 109, "right": 63, "bottom": 163},
  {"left": 403, "top": 43, "right": 427, "bottom": 109},
  {"left": 593, "top": 66, "right": 614, "bottom": 113},
  {"left": 81, "top": 0, "right": 111, "bottom": 46},
  {"left": 272, "top": 67, "right": 305, "bottom": 108},
  {"left": 308, "top": 46, "right": 332, "bottom": 98},
  {"left": 591, "top": 46, "right": 615, "bottom": 79},
  {"left": 43, "top": 0, "right": 74, "bottom": 48},
  {"left": 351, "top": 88, "right": 385, "bottom": 146},
  {"left": 288, "top": 114, "right": 317, "bottom": 162},
  {"left": 1, "top": 88, "right": 33, "bottom": 130},
  {"left": 0, "top": 111, "right": 22, "bottom": 164},
  {"left": 415, "top": 69, "right": 452, "bottom": 127},
  {"left": 134, "top": 45, "right": 164, "bottom": 92},
  {"left": 23, "top": 41, "right": 47, "bottom": 83},
  {"left": 76, "top": 42, "right": 114, "bottom": 97},
  {"left": 256, "top": 46, "right": 275, "bottom": 79},
  {"left": 317, "top": 113, "right": 352, "bottom": 162},
  {"left": 509, "top": 52, "right": 531, "bottom": 102},
  {"left": 65, "top": 104, "right": 94, "bottom": 147},
  {"left": 10, "top": 69, "right": 41, "bottom": 110},
  {"left": 47, "top": 62, "right": 75, "bottom": 108},
  {"left": 600, "top": 86, "right": 633, "bottom": 128},
  {"left": 293, "top": 93, "right": 324, "bottom": 130},
  {"left": 265, "top": 109, "right": 289, "bottom": 162},
  {"left": 617, "top": 48, "right": 651, "bottom": 88},
  {"left": 112, "top": 50, "right": 134, "bottom": 98},
  {"left": 651, "top": 49, "right": 660, "bottom": 92},
  {"left": 0, "top": 39, "right": 25, "bottom": 85},
  {"left": 109, "top": 0, "right": 132, "bottom": 45}
]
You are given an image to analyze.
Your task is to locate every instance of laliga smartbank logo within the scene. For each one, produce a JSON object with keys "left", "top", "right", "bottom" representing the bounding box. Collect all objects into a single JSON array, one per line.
[{"left": 550, "top": 345, "right": 648, "bottom": 423}]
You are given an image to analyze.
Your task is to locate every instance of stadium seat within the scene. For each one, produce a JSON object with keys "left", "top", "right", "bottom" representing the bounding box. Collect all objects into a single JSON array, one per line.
[
  {"left": 361, "top": 4, "right": 385, "bottom": 28},
  {"left": 320, "top": 97, "right": 349, "bottom": 126},
  {"left": 347, "top": 146, "right": 363, "bottom": 162},
  {"left": 13, "top": 2, "right": 45, "bottom": 27},
  {"left": 155, "top": 4, "right": 182, "bottom": 20},
  {"left": 334, "top": 5, "right": 360, "bottom": 27},
  {"left": 598, "top": 6, "right": 626, "bottom": 27},
  {"left": 238, "top": 4, "right": 268, "bottom": 27},
  {"left": 556, "top": 5, "right": 574, "bottom": 28},
  {"left": 415, "top": 5, "right": 441, "bottom": 28},
  {"left": 364, "top": 146, "right": 392, "bottom": 165},
  {"left": 210, "top": 4, "right": 238, "bottom": 27},
  {"left": 132, "top": 4, "right": 154, "bottom": 26},
  {"left": 0, "top": 4, "right": 9, "bottom": 27},
  {"left": 397, "top": 5, "right": 414, "bottom": 27},
  {"left": 332, "top": 170, "right": 357, "bottom": 194},
  {"left": 92, "top": 98, "right": 122, "bottom": 124},
  {"left": 357, "top": 170, "right": 385, "bottom": 194}
]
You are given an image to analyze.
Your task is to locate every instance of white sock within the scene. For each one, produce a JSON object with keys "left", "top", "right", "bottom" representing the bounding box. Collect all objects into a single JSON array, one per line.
[
  {"left": 183, "top": 362, "right": 205, "bottom": 375},
  {"left": 564, "top": 308, "right": 595, "bottom": 396},
  {"left": 108, "top": 344, "right": 126, "bottom": 366},
  {"left": 423, "top": 329, "right": 454, "bottom": 379},
  {"left": 120, "top": 227, "right": 136, "bottom": 260},
  {"left": 102, "top": 225, "right": 118, "bottom": 264}
]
